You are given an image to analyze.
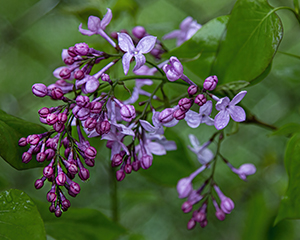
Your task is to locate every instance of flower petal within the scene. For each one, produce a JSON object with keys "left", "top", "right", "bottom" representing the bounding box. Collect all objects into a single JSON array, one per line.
[
  {"left": 215, "top": 97, "right": 230, "bottom": 111},
  {"left": 147, "top": 142, "right": 166, "bottom": 155},
  {"left": 100, "top": 8, "right": 112, "bottom": 29},
  {"left": 227, "top": 105, "right": 246, "bottom": 122},
  {"left": 200, "top": 100, "right": 212, "bottom": 115},
  {"left": 139, "top": 120, "right": 157, "bottom": 132},
  {"left": 162, "top": 30, "right": 181, "bottom": 40},
  {"left": 122, "top": 52, "right": 133, "bottom": 75},
  {"left": 180, "top": 16, "right": 193, "bottom": 30},
  {"left": 185, "top": 110, "right": 201, "bottom": 128},
  {"left": 123, "top": 87, "right": 139, "bottom": 104},
  {"left": 201, "top": 115, "right": 214, "bottom": 126},
  {"left": 79, "top": 23, "right": 95, "bottom": 36},
  {"left": 197, "top": 148, "right": 214, "bottom": 164},
  {"left": 163, "top": 118, "right": 179, "bottom": 127},
  {"left": 136, "top": 36, "right": 157, "bottom": 53},
  {"left": 230, "top": 91, "right": 247, "bottom": 106},
  {"left": 133, "top": 54, "right": 146, "bottom": 72},
  {"left": 118, "top": 33, "right": 135, "bottom": 52},
  {"left": 87, "top": 16, "right": 100, "bottom": 32},
  {"left": 214, "top": 110, "right": 230, "bottom": 130},
  {"left": 188, "top": 134, "right": 200, "bottom": 149}
]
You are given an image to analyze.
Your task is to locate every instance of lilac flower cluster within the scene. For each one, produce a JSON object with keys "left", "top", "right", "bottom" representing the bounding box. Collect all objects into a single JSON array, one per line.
[{"left": 19, "top": 7, "right": 254, "bottom": 226}]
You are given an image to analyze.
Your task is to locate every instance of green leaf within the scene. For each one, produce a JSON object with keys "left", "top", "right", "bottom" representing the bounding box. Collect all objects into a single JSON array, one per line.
[
  {"left": 275, "top": 133, "right": 300, "bottom": 224},
  {"left": 215, "top": 80, "right": 250, "bottom": 92},
  {"left": 0, "top": 109, "right": 47, "bottom": 170},
  {"left": 211, "top": 0, "right": 283, "bottom": 84},
  {"left": 139, "top": 129, "right": 196, "bottom": 187},
  {"left": 0, "top": 189, "right": 46, "bottom": 240},
  {"left": 164, "top": 15, "right": 229, "bottom": 83},
  {"left": 271, "top": 123, "right": 300, "bottom": 137},
  {"left": 35, "top": 200, "right": 127, "bottom": 240}
]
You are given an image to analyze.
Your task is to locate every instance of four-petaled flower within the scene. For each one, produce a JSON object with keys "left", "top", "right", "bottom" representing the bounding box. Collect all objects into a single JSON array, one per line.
[
  {"left": 163, "top": 16, "right": 201, "bottom": 46},
  {"left": 187, "top": 134, "right": 213, "bottom": 164},
  {"left": 118, "top": 33, "right": 157, "bottom": 75},
  {"left": 185, "top": 100, "right": 214, "bottom": 128},
  {"left": 214, "top": 91, "right": 247, "bottom": 130}
]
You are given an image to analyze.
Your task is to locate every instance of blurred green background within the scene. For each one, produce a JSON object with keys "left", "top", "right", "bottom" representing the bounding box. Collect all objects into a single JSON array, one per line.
[{"left": 1, "top": 0, "right": 300, "bottom": 239}]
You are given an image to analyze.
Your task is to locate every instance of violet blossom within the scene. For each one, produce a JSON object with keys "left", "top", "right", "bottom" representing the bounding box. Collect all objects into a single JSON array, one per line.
[
  {"left": 214, "top": 91, "right": 247, "bottom": 130},
  {"left": 118, "top": 33, "right": 157, "bottom": 75},
  {"left": 187, "top": 134, "right": 213, "bottom": 164},
  {"left": 163, "top": 16, "right": 201, "bottom": 46},
  {"left": 185, "top": 100, "right": 214, "bottom": 128}
]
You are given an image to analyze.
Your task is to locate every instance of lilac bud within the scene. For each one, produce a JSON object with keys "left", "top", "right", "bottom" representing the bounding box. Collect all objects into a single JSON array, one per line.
[
  {"left": 187, "top": 219, "right": 196, "bottom": 230},
  {"left": 85, "top": 158, "right": 95, "bottom": 167},
  {"left": 45, "top": 148, "right": 55, "bottom": 160},
  {"left": 59, "top": 68, "right": 71, "bottom": 79},
  {"left": 176, "top": 177, "right": 192, "bottom": 198},
  {"left": 77, "top": 108, "right": 90, "bottom": 121},
  {"left": 49, "top": 202, "right": 56, "bottom": 212},
  {"left": 194, "top": 94, "right": 207, "bottom": 106},
  {"left": 214, "top": 185, "right": 234, "bottom": 214},
  {"left": 111, "top": 31, "right": 118, "bottom": 39},
  {"left": 132, "top": 26, "right": 146, "bottom": 39},
  {"left": 120, "top": 104, "right": 136, "bottom": 122},
  {"left": 96, "top": 120, "right": 111, "bottom": 135},
  {"left": 200, "top": 219, "right": 208, "bottom": 228},
  {"left": 162, "top": 57, "right": 183, "bottom": 81},
  {"left": 57, "top": 113, "right": 68, "bottom": 123},
  {"left": 85, "top": 146, "right": 97, "bottom": 159},
  {"left": 125, "top": 164, "right": 132, "bottom": 174},
  {"left": 132, "top": 161, "right": 141, "bottom": 171},
  {"left": 56, "top": 173, "right": 67, "bottom": 186},
  {"left": 74, "top": 43, "right": 89, "bottom": 56},
  {"left": 74, "top": 69, "right": 85, "bottom": 80},
  {"left": 64, "top": 148, "right": 71, "bottom": 158},
  {"left": 193, "top": 204, "right": 206, "bottom": 222},
  {"left": 181, "top": 201, "right": 193, "bottom": 213},
  {"left": 55, "top": 206, "right": 62, "bottom": 217},
  {"left": 90, "top": 101, "right": 102, "bottom": 114},
  {"left": 232, "top": 163, "right": 256, "bottom": 181},
  {"left": 116, "top": 170, "right": 125, "bottom": 181},
  {"left": 84, "top": 117, "right": 96, "bottom": 129},
  {"left": 43, "top": 166, "right": 54, "bottom": 178},
  {"left": 68, "top": 46, "right": 77, "bottom": 57},
  {"left": 178, "top": 98, "right": 193, "bottom": 111},
  {"left": 76, "top": 95, "right": 90, "bottom": 108},
  {"left": 215, "top": 209, "right": 226, "bottom": 221},
  {"left": 173, "top": 109, "right": 186, "bottom": 120},
  {"left": 79, "top": 168, "right": 90, "bottom": 181},
  {"left": 53, "top": 122, "right": 65, "bottom": 133},
  {"left": 61, "top": 199, "right": 71, "bottom": 210},
  {"left": 112, "top": 154, "right": 123, "bottom": 167},
  {"left": 46, "top": 113, "right": 58, "bottom": 125},
  {"left": 64, "top": 56, "right": 75, "bottom": 65},
  {"left": 141, "top": 154, "right": 153, "bottom": 169},
  {"left": 36, "top": 152, "right": 46, "bottom": 162},
  {"left": 158, "top": 108, "right": 174, "bottom": 123},
  {"left": 47, "top": 191, "right": 57, "bottom": 202},
  {"left": 22, "top": 152, "right": 32, "bottom": 163},
  {"left": 26, "top": 134, "right": 40, "bottom": 145},
  {"left": 203, "top": 75, "right": 218, "bottom": 91},
  {"left": 34, "top": 178, "right": 45, "bottom": 189},
  {"left": 70, "top": 182, "right": 81, "bottom": 195},
  {"left": 18, "top": 137, "right": 27, "bottom": 147},
  {"left": 68, "top": 164, "right": 78, "bottom": 175},
  {"left": 101, "top": 73, "right": 112, "bottom": 83},
  {"left": 187, "top": 85, "right": 198, "bottom": 96},
  {"left": 38, "top": 107, "right": 50, "bottom": 118},
  {"left": 32, "top": 83, "right": 48, "bottom": 97}
]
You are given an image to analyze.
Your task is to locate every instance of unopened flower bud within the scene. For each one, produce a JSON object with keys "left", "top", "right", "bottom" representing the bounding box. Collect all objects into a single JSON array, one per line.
[
  {"left": 194, "top": 94, "right": 207, "bottom": 106},
  {"left": 46, "top": 113, "right": 58, "bottom": 125},
  {"left": 22, "top": 152, "right": 32, "bottom": 163},
  {"left": 177, "top": 177, "right": 192, "bottom": 198},
  {"left": 74, "top": 42, "right": 89, "bottom": 56},
  {"left": 162, "top": 57, "right": 183, "bottom": 81},
  {"left": 214, "top": 185, "right": 234, "bottom": 214},
  {"left": 116, "top": 170, "right": 125, "bottom": 181},
  {"left": 70, "top": 182, "right": 81, "bottom": 195},
  {"left": 90, "top": 101, "right": 102, "bottom": 114},
  {"left": 32, "top": 83, "right": 48, "bottom": 97},
  {"left": 158, "top": 108, "right": 174, "bottom": 123},
  {"left": 56, "top": 172, "right": 66, "bottom": 186},
  {"left": 59, "top": 68, "right": 71, "bottom": 79},
  {"left": 200, "top": 219, "right": 208, "bottom": 228},
  {"left": 141, "top": 154, "right": 153, "bottom": 169},
  {"left": 85, "top": 146, "right": 97, "bottom": 159},
  {"left": 178, "top": 98, "right": 193, "bottom": 111},
  {"left": 68, "top": 46, "right": 77, "bottom": 57},
  {"left": 84, "top": 117, "right": 97, "bottom": 129},
  {"left": 85, "top": 158, "right": 95, "bottom": 167},
  {"left": 53, "top": 122, "right": 65, "bottom": 133},
  {"left": 181, "top": 201, "right": 193, "bottom": 213},
  {"left": 125, "top": 164, "right": 132, "bottom": 174},
  {"left": 215, "top": 209, "right": 226, "bottom": 221},
  {"left": 203, "top": 75, "right": 218, "bottom": 91},
  {"left": 55, "top": 206, "right": 62, "bottom": 217},
  {"left": 101, "top": 73, "right": 112, "bottom": 84},
  {"left": 132, "top": 161, "right": 141, "bottom": 171},
  {"left": 43, "top": 166, "right": 54, "bottom": 178},
  {"left": 187, "top": 219, "right": 196, "bottom": 230},
  {"left": 18, "top": 137, "right": 27, "bottom": 147},
  {"left": 28, "top": 134, "right": 41, "bottom": 145},
  {"left": 120, "top": 104, "right": 136, "bottom": 122},
  {"left": 57, "top": 113, "right": 68, "bottom": 123},
  {"left": 64, "top": 56, "right": 74, "bottom": 65},
  {"left": 38, "top": 107, "right": 50, "bottom": 118},
  {"left": 112, "top": 154, "right": 123, "bottom": 167},
  {"left": 74, "top": 69, "right": 85, "bottom": 80},
  {"left": 76, "top": 95, "right": 90, "bottom": 107},
  {"left": 61, "top": 199, "right": 71, "bottom": 210},
  {"left": 79, "top": 168, "right": 90, "bottom": 181},
  {"left": 45, "top": 148, "right": 55, "bottom": 160},
  {"left": 173, "top": 109, "right": 186, "bottom": 120},
  {"left": 36, "top": 152, "right": 46, "bottom": 162},
  {"left": 188, "top": 85, "right": 198, "bottom": 96},
  {"left": 34, "top": 178, "right": 45, "bottom": 189},
  {"left": 132, "top": 26, "right": 146, "bottom": 39}
]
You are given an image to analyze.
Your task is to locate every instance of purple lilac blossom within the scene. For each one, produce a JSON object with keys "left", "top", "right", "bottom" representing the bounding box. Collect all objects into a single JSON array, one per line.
[
  {"left": 229, "top": 163, "right": 256, "bottom": 181},
  {"left": 214, "top": 91, "right": 247, "bottom": 130},
  {"left": 187, "top": 134, "right": 213, "bottom": 164},
  {"left": 185, "top": 100, "right": 214, "bottom": 128},
  {"left": 79, "top": 8, "right": 116, "bottom": 48},
  {"left": 163, "top": 16, "right": 201, "bottom": 46},
  {"left": 118, "top": 33, "right": 157, "bottom": 75}
]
